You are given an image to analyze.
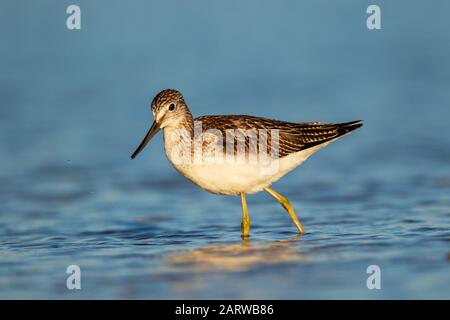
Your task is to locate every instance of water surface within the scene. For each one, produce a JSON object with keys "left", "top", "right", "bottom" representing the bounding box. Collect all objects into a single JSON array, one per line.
[{"left": 0, "top": 0, "right": 449, "bottom": 299}]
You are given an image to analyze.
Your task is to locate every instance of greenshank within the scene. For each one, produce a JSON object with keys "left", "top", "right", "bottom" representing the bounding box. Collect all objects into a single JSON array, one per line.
[{"left": 131, "top": 89, "right": 362, "bottom": 237}]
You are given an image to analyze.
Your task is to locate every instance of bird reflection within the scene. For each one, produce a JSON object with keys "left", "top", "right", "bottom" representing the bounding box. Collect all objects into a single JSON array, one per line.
[{"left": 168, "top": 235, "right": 303, "bottom": 272}]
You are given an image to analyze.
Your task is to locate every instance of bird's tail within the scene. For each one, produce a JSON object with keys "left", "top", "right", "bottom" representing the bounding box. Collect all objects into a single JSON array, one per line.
[{"left": 335, "top": 120, "right": 363, "bottom": 137}]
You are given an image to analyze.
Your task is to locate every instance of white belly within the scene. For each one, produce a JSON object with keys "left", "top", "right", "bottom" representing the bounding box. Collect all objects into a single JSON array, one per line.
[
  {"left": 174, "top": 162, "right": 281, "bottom": 195},
  {"left": 166, "top": 143, "right": 332, "bottom": 195}
]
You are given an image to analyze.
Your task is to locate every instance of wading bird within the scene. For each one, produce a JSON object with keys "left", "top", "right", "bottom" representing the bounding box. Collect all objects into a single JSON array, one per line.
[{"left": 131, "top": 89, "right": 362, "bottom": 237}]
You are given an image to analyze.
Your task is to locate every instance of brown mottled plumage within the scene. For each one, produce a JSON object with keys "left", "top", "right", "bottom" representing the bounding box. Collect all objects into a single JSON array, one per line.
[
  {"left": 151, "top": 89, "right": 186, "bottom": 114},
  {"left": 195, "top": 115, "right": 362, "bottom": 158},
  {"left": 148, "top": 89, "right": 362, "bottom": 159}
]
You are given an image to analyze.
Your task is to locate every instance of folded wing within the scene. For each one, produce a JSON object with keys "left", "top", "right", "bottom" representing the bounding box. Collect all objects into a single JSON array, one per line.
[{"left": 195, "top": 115, "right": 363, "bottom": 158}]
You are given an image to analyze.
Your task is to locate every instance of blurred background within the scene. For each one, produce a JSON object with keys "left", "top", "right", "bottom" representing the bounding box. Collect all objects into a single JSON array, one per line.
[{"left": 0, "top": 0, "right": 449, "bottom": 299}]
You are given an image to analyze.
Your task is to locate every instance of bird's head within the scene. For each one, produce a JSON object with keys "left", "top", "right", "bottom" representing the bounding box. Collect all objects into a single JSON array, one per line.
[{"left": 131, "top": 89, "right": 191, "bottom": 159}]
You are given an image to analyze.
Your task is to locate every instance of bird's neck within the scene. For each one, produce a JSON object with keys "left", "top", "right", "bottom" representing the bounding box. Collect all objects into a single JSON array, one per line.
[
  {"left": 162, "top": 114, "right": 195, "bottom": 167},
  {"left": 175, "top": 112, "right": 195, "bottom": 136}
]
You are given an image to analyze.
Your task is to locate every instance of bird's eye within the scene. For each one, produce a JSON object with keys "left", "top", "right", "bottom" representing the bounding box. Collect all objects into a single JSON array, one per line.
[{"left": 168, "top": 103, "right": 176, "bottom": 111}]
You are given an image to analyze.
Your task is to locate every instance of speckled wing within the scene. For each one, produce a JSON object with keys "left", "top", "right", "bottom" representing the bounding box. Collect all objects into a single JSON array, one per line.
[{"left": 194, "top": 115, "right": 363, "bottom": 158}]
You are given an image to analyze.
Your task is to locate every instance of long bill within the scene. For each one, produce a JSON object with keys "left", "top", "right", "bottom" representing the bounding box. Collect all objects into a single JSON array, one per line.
[{"left": 131, "top": 121, "right": 160, "bottom": 159}]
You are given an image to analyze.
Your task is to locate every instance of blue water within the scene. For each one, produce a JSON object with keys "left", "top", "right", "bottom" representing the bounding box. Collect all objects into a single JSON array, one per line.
[{"left": 0, "top": 0, "right": 449, "bottom": 299}]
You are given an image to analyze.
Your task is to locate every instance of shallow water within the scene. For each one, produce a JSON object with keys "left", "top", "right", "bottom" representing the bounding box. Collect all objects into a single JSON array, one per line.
[
  {"left": 1, "top": 165, "right": 449, "bottom": 299},
  {"left": 1, "top": 1, "right": 449, "bottom": 299}
]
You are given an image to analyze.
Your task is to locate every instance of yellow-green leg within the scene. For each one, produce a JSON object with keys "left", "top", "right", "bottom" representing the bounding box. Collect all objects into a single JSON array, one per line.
[
  {"left": 240, "top": 192, "right": 250, "bottom": 237},
  {"left": 264, "top": 187, "right": 305, "bottom": 234}
]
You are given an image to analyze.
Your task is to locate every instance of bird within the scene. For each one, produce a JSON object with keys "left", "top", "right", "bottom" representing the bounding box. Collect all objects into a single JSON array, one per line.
[{"left": 131, "top": 89, "right": 363, "bottom": 237}]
